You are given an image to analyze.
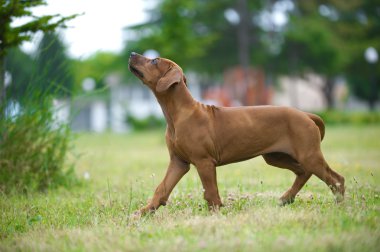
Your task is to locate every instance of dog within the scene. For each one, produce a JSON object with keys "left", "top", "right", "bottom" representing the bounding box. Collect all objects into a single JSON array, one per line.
[{"left": 128, "top": 52, "right": 345, "bottom": 215}]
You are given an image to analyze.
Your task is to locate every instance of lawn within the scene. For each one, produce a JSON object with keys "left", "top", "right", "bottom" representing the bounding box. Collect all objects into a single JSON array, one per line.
[{"left": 1, "top": 125, "right": 379, "bottom": 251}]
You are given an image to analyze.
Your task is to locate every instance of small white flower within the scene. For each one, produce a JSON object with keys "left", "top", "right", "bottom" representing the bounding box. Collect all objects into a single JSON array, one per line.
[{"left": 84, "top": 171, "right": 90, "bottom": 180}]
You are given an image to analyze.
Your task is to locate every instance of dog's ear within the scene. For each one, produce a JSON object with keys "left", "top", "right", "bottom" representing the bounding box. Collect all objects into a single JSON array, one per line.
[{"left": 156, "top": 67, "right": 182, "bottom": 93}]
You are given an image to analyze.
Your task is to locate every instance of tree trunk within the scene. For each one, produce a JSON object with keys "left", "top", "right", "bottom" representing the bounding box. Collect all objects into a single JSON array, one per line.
[
  {"left": 368, "top": 99, "right": 375, "bottom": 111},
  {"left": 368, "top": 66, "right": 378, "bottom": 111},
  {"left": 323, "top": 76, "right": 335, "bottom": 109},
  {"left": 0, "top": 55, "right": 6, "bottom": 117}
]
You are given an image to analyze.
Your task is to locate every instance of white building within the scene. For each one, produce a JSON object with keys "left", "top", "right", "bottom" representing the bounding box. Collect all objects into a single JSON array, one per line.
[{"left": 67, "top": 72, "right": 202, "bottom": 133}]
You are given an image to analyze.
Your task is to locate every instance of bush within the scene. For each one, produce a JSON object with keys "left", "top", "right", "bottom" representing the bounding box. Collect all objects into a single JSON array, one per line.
[
  {"left": 126, "top": 114, "right": 166, "bottom": 131},
  {"left": 316, "top": 110, "right": 380, "bottom": 125},
  {"left": 0, "top": 94, "right": 77, "bottom": 194}
]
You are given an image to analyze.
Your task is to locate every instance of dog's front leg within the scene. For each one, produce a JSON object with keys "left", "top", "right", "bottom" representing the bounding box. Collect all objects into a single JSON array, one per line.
[
  {"left": 195, "top": 160, "right": 223, "bottom": 210},
  {"left": 138, "top": 156, "right": 190, "bottom": 215}
]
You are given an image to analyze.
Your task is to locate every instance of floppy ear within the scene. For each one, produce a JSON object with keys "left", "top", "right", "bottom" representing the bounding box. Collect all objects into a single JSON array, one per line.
[{"left": 156, "top": 67, "right": 182, "bottom": 93}]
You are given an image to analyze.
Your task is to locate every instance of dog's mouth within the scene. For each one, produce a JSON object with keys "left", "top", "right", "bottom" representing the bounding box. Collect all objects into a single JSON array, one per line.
[{"left": 129, "top": 65, "right": 144, "bottom": 79}]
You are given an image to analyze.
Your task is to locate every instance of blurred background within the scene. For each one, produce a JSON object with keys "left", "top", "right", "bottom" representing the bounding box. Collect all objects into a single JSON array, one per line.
[
  {"left": 1, "top": 2, "right": 380, "bottom": 248},
  {"left": 3, "top": 0, "right": 380, "bottom": 133}
]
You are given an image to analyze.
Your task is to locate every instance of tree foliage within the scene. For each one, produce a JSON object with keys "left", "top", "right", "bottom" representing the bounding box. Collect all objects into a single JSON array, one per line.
[
  {"left": 0, "top": 0, "right": 78, "bottom": 106},
  {"left": 275, "top": 1, "right": 349, "bottom": 108},
  {"left": 72, "top": 52, "right": 124, "bottom": 92},
  {"left": 0, "top": 1, "right": 79, "bottom": 193},
  {"left": 5, "top": 33, "right": 74, "bottom": 102},
  {"left": 279, "top": 0, "right": 380, "bottom": 109},
  {"left": 34, "top": 32, "right": 74, "bottom": 97},
  {"left": 332, "top": 0, "right": 380, "bottom": 109},
  {"left": 124, "top": 0, "right": 269, "bottom": 75},
  {"left": 0, "top": 0, "right": 77, "bottom": 58},
  {"left": 124, "top": 0, "right": 216, "bottom": 71},
  {"left": 124, "top": 0, "right": 380, "bottom": 109},
  {"left": 4, "top": 47, "right": 35, "bottom": 101}
]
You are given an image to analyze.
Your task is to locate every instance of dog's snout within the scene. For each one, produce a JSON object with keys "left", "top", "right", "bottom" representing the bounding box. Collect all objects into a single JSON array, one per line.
[{"left": 130, "top": 52, "right": 137, "bottom": 58}]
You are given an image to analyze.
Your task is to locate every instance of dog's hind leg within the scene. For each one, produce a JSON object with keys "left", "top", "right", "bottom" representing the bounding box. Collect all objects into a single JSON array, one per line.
[
  {"left": 278, "top": 171, "right": 312, "bottom": 205},
  {"left": 300, "top": 151, "right": 345, "bottom": 202},
  {"left": 263, "top": 153, "right": 312, "bottom": 205}
]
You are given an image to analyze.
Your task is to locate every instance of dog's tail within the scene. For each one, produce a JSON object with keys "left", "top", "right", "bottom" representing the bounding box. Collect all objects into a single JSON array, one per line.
[{"left": 307, "top": 113, "right": 325, "bottom": 141}]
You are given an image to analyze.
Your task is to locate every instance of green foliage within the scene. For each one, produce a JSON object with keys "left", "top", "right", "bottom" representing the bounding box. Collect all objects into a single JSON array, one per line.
[
  {"left": 325, "top": 0, "right": 380, "bottom": 108},
  {"left": 0, "top": 91, "right": 78, "bottom": 194},
  {"left": 4, "top": 47, "right": 35, "bottom": 100},
  {"left": 0, "top": 0, "right": 78, "bottom": 58},
  {"left": 5, "top": 33, "right": 74, "bottom": 102},
  {"left": 316, "top": 110, "right": 380, "bottom": 125},
  {"left": 280, "top": 14, "right": 346, "bottom": 76},
  {"left": 125, "top": 0, "right": 217, "bottom": 70},
  {"left": 33, "top": 32, "right": 74, "bottom": 98},
  {"left": 0, "top": 0, "right": 78, "bottom": 110},
  {"left": 72, "top": 52, "right": 123, "bottom": 92},
  {"left": 126, "top": 115, "right": 166, "bottom": 131},
  {"left": 347, "top": 72, "right": 377, "bottom": 107},
  {"left": 281, "top": 0, "right": 380, "bottom": 108},
  {"left": 124, "top": 0, "right": 269, "bottom": 74},
  {"left": 0, "top": 1, "right": 78, "bottom": 194},
  {"left": 124, "top": 0, "right": 379, "bottom": 109}
]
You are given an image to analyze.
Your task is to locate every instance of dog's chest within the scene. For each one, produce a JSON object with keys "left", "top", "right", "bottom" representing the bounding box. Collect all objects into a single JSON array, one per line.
[
  {"left": 169, "top": 128, "right": 215, "bottom": 163},
  {"left": 172, "top": 134, "right": 192, "bottom": 157},
  {"left": 166, "top": 135, "right": 189, "bottom": 163}
]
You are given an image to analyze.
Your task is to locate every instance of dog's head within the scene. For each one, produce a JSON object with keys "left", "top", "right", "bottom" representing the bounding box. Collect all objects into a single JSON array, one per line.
[{"left": 128, "top": 52, "right": 186, "bottom": 93}]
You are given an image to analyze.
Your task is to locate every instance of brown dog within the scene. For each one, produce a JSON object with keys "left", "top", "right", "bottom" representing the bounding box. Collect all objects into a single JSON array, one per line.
[{"left": 128, "top": 52, "right": 345, "bottom": 214}]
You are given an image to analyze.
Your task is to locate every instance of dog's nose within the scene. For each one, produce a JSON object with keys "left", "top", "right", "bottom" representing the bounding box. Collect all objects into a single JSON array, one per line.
[{"left": 130, "top": 52, "right": 137, "bottom": 58}]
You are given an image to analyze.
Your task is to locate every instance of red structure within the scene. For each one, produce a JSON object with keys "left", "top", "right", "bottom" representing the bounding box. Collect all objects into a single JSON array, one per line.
[{"left": 203, "top": 66, "right": 272, "bottom": 106}]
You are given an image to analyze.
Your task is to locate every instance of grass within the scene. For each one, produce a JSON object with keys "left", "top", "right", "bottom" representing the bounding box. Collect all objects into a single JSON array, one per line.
[{"left": 1, "top": 125, "right": 379, "bottom": 251}]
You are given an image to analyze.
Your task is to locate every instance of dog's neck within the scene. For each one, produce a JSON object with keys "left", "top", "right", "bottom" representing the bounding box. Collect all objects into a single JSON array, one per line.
[{"left": 154, "top": 81, "right": 197, "bottom": 134}]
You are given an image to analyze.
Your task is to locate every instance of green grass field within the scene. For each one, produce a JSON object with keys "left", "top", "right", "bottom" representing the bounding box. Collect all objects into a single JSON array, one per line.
[{"left": 1, "top": 125, "right": 380, "bottom": 251}]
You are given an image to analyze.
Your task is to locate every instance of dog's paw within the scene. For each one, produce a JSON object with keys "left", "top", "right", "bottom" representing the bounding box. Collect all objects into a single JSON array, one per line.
[
  {"left": 134, "top": 206, "right": 156, "bottom": 218},
  {"left": 334, "top": 193, "right": 344, "bottom": 203},
  {"left": 208, "top": 203, "right": 223, "bottom": 212},
  {"left": 278, "top": 197, "right": 295, "bottom": 206}
]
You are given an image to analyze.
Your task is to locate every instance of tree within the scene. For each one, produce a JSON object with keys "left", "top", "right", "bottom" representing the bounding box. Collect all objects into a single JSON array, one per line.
[
  {"left": 276, "top": 1, "right": 348, "bottom": 109},
  {"left": 279, "top": 0, "right": 380, "bottom": 110},
  {"left": 124, "top": 0, "right": 379, "bottom": 109},
  {"left": 34, "top": 32, "right": 73, "bottom": 98},
  {"left": 72, "top": 52, "right": 124, "bottom": 92},
  {"left": 123, "top": 0, "right": 267, "bottom": 75},
  {"left": 124, "top": 0, "right": 216, "bottom": 70},
  {"left": 331, "top": 0, "right": 380, "bottom": 110},
  {"left": 5, "top": 33, "right": 74, "bottom": 104},
  {"left": 4, "top": 46, "right": 35, "bottom": 101},
  {"left": 0, "top": 0, "right": 77, "bottom": 109}
]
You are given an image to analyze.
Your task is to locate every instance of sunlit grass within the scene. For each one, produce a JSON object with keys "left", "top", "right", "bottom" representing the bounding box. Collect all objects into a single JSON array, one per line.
[{"left": 1, "top": 125, "right": 379, "bottom": 251}]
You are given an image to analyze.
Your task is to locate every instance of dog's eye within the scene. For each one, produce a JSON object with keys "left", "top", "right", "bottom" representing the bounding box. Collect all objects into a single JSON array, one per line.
[{"left": 151, "top": 58, "right": 158, "bottom": 65}]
